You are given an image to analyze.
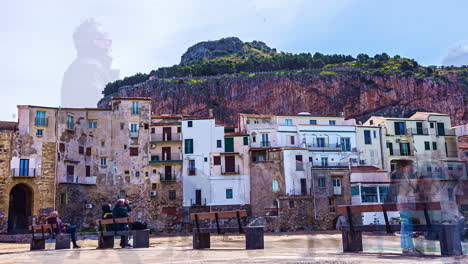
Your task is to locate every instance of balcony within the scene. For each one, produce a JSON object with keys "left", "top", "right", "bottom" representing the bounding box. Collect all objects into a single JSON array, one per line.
[
  {"left": 333, "top": 186, "right": 342, "bottom": 195},
  {"left": 60, "top": 176, "right": 96, "bottom": 185},
  {"left": 258, "top": 141, "right": 271, "bottom": 148},
  {"left": 188, "top": 167, "right": 197, "bottom": 176},
  {"left": 11, "top": 168, "right": 38, "bottom": 177},
  {"left": 221, "top": 165, "right": 240, "bottom": 175},
  {"left": 437, "top": 129, "right": 456, "bottom": 136},
  {"left": 130, "top": 131, "right": 139, "bottom": 138},
  {"left": 312, "top": 162, "right": 349, "bottom": 169},
  {"left": 190, "top": 198, "right": 207, "bottom": 207},
  {"left": 446, "top": 151, "right": 459, "bottom": 158},
  {"left": 388, "top": 148, "right": 413, "bottom": 156},
  {"left": 307, "top": 143, "right": 343, "bottom": 152},
  {"left": 150, "top": 133, "right": 182, "bottom": 142},
  {"left": 150, "top": 153, "right": 182, "bottom": 163},
  {"left": 406, "top": 128, "right": 429, "bottom": 135},
  {"left": 160, "top": 174, "right": 176, "bottom": 182},
  {"left": 35, "top": 118, "right": 48, "bottom": 127}
]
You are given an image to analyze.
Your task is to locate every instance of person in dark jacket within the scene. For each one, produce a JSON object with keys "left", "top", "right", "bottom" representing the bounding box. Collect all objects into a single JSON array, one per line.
[
  {"left": 101, "top": 204, "right": 113, "bottom": 231},
  {"left": 46, "top": 211, "right": 80, "bottom": 248},
  {"left": 112, "top": 199, "right": 132, "bottom": 248}
]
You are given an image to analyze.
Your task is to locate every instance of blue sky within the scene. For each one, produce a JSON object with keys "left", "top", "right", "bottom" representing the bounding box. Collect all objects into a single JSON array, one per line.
[{"left": 1, "top": 0, "right": 467, "bottom": 121}]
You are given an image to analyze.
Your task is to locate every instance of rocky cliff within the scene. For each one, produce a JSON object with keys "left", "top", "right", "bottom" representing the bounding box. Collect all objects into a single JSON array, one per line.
[{"left": 98, "top": 70, "right": 467, "bottom": 126}]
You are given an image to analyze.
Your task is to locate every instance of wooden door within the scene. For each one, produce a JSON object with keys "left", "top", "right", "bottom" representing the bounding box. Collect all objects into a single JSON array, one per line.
[
  {"left": 225, "top": 156, "right": 236, "bottom": 173},
  {"left": 163, "top": 127, "right": 171, "bottom": 141},
  {"left": 162, "top": 147, "right": 171, "bottom": 160}
]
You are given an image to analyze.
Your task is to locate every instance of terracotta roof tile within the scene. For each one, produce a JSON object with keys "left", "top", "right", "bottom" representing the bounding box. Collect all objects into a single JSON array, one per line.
[{"left": 0, "top": 121, "right": 17, "bottom": 131}]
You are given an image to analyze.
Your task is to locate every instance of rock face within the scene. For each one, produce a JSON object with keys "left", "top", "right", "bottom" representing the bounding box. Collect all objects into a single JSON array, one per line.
[
  {"left": 180, "top": 37, "right": 273, "bottom": 64},
  {"left": 99, "top": 72, "right": 467, "bottom": 126}
]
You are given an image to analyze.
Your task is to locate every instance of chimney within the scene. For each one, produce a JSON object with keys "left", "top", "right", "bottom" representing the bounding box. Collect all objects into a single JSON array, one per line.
[{"left": 208, "top": 109, "right": 213, "bottom": 117}]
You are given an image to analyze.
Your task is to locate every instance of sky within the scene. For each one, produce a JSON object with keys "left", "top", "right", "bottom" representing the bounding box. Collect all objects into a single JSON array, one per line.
[{"left": 1, "top": 0, "right": 468, "bottom": 121}]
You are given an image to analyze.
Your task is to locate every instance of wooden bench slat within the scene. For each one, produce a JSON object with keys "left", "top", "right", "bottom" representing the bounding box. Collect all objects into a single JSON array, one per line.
[
  {"left": 95, "top": 217, "right": 134, "bottom": 225},
  {"left": 29, "top": 224, "right": 56, "bottom": 230},
  {"left": 190, "top": 210, "right": 247, "bottom": 220},
  {"left": 337, "top": 202, "right": 441, "bottom": 215},
  {"left": 341, "top": 224, "right": 442, "bottom": 232}
]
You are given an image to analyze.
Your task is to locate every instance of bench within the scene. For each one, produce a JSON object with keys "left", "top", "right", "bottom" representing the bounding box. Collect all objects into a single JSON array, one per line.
[
  {"left": 190, "top": 210, "right": 264, "bottom": 250},
  {"left": 337, "top": 202, "right": 463, "bottom": 256},
  {"left": 29, "top": 224, "right": 71, "bottom": 250},
  {"left": 95, "top": 217, "right": 149, "bottom": 248}
]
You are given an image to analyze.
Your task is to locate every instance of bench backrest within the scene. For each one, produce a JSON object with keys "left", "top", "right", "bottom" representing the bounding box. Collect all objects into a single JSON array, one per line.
[
  {"left": 337, "top": 202, "right": 441, "bottom": 215},
  {"left": 190, "top": 210, "right": 247, "bottom": 220},
  {"left": 95, "top": 217, "right": 135, "bottom": 225},
  {"left": 29, "top": 224, "right": 57, "bottom": 231}
]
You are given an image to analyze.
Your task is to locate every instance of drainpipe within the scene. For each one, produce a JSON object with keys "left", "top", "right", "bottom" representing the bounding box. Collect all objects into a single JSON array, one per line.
[
  {"left": 310, "top": 161, "right": 317, "bottom": 220},
  {"left": 378, "top": 126, "right": 386, "bottom": 171},
  {"left": 53, "top": 108, "right": 59, "bottom": 210}
]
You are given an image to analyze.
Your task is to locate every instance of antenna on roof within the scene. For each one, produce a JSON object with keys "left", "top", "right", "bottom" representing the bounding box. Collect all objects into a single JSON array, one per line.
[{"left": 11, "top": 113, "right": 16, "bottom": 121}]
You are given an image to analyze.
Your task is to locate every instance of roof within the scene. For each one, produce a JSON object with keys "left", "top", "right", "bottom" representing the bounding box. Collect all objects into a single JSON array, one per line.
[
  {"left": 18, "top": 105, "right": 111, "bottom": 111},
  {"left": 239, "top": 113, "right": 274, "bottom": 118},
  {"left": 182, "top": 116, "right": 214, "bottom": 120},
  {"left": 351, "top": 166, "right": 385, "bottom": 173},
  {"left": 281, "top": 147, "right": 307, "bottom": 150},
  {"left": 151, "top": 115, "right": 183, "bottom": 119},
  {"left": 111, "top": 97, "right": 152, "bottom": 101},
  {"left": 459, "top": 143, "right": 468, "bottom": 149},
  {"left": 0, "top": 121, "right": 17, "bottom": 131},
  {"left": 369, "top": 112, "right": 450, "bottom": 122},
  {"left": 224, "top": 132, "right": 249, "bottom": 137}
]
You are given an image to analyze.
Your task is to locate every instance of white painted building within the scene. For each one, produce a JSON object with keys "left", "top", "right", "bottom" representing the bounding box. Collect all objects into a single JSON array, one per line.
[{"left": 182, "top": 118, "right": 250, "bottom": 209}]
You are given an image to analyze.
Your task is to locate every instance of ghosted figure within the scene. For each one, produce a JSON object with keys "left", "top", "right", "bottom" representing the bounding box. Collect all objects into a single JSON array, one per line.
[{"left": 61, "top": 19, "right": 119, "bottom": 108}]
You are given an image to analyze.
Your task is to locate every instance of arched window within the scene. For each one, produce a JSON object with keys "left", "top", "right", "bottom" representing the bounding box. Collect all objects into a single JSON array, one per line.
[{"left": 272, "top": 179, "right": 280, "bottom": 191}]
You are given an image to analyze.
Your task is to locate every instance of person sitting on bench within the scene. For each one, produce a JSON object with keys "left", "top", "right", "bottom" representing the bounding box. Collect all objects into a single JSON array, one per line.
[
  {"left": 112, "top": 199, "right": 132, "bottom": 248},
  {"left": 101, "top": 203, "right": 113, "bottom": 231},
  {"left": 46, "top": 211, "right": 80, "bottom": 248}
]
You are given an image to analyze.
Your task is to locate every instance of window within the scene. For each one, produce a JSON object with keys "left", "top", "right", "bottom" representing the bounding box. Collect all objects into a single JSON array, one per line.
[
  {"left": 246, "top": 120, "right": 250, "bottom": 124},
  {"left": 361, "top": 186, "right": 378, "bottom": 203},
  {"left": 351, "top": 186, "right": 360, "bottom": 196},
  {"left": 115, "top": 105, "right": 119, "bottom": 111},
  {"left": 243, "top": 137, "right": 248, "bottom": 145},
  {"left": 189, "top": 159, "right": 196, "bottom": 169},
  {"left": 119, "top": 190, "right": 126, "bottom": 199},
  {"left": 364, "top": 130, "right": 372, "bottom": 144},
  {"left": 185, "top": 139, "right": 193, "bottom": 154},
  {"left": 135, "top": 171, "right": 140, "bottom": 177},
  {"left": 152, "top": 183, "right": 157, "bottom": 190},
  {"left": 124, "top": 145, "right": 127, "bottom": 149},
  {"left": 132, "top": 101, "right": 139, "bottom": 114},
  {"left": 318, "top": 177, "right": 326, "bottom": 188},
  {"left": 120, "top": 123, "right": 124, "bottom": 130},
  {"left": 204, "top": 157, "right": 208, "bottom": 162},
  {"left": 285, "top": 119, "right": 292, "bottom": 125},
  {"left": 424, "top": 141, "right": 430, "bottom": 150},
  {"left": 254, "top": 120, "right": 259, "bottom": 124},
  {"left": 60, "top": 193, "right": 67, "bottom": 205},
  {"left": 329, "top": 120, "right": 336, "bottom": 125},
  {"left": 226, "top": 188, "right": 233, "bottom": 199},
  {"left": 130, "top": 147, "right": 139, "bottom": 156},
  {"left": 125, "top": 170, "right": 130, "bottom": 175},
  {"left": 448, "top": 188, "right": 454, "bottom": 201},
  {"left": 317, "top": 138, "right": 325, "bottom": 147},
  {"left": 19, "top": 159, "right": 29, "bottom": 176},
  {"left": 394, "top": 122, "right": 405, "bottom": 135},
  {"left": 373, "top": 130, "right": 377, "bottom": 138},
  {"left": 79, "top": 146, "right": 84, "bottom": 154},
  {"left": 369, "top": 120, "right": 374, "bottom": 125},
  {"left": 168, "top": 190, "right": 176, "bottom": 200},
  {"left": 387, "top": 142, "right": 393, "bottom": 155},
  {"left": 101, "top": 141, "right": 105, "bottom": 147},
  {"left": 86, "top": 166, "right": 91, "bottom": 177},
  {"left": 329, "top": 198, "right": 336, "bottom": 212},
  {"left": 341, "top": 138, "right": 351, "bottom": 151},
  {"left": 217, "top": 140, "right": 222, "bottom": 148},
  {"left": 321, "top": 157, "right": 328, "bottom": 167},
  {"left": 430, "top": 122, "right": 434, "bottom": 128},
  {"left": 36, "top": 129, "right": 43, "bottom": 136},
  {"left": 100, "top": 158, "right": 107, "bottom": 166},
  {"left": 213, "top": 156, "right": 221, "bottom": 165},
  {"left": 272, "top": 180, "right": 280, "bottom": 191},
  {"left": 177, "top": 127, "right": 181, "bottom": 133},
  {"left": 130, "top": 123, "right": 138, "bottom": 133},
  {"left": 379, "top": 186, "right": 391, "bottom": 203},
  {"left": 35, "top": 111, "right": 46, "bottom": 126},
  {"left": 290, "top": 136, "right": 295, "bottom": 145},
  {"left": 188, "top": 121, "right": 193, "bottom": 127},
  {"left": 432, "top": 142, "right": 437, "bottom": 150},
  {"left": 309, "top": 120, "right": 317, "bottom": 125},
  {"left": 59, "top": 143, "right": 65, "bottom": 152},
  {"left": 400, "top": 143, "right": 410, "bottom": 156},
  {"left": 289, "top": 201, "right": 295, "bottom": 208},
  {"left": 67, "top": 116, "right": 74, "bottom": 130},
  {"left": 86, "top": 147, "right": 91, "bottom": 155},
  {"left": 88, "top": 121, "right": 97, "bottom": 129}
]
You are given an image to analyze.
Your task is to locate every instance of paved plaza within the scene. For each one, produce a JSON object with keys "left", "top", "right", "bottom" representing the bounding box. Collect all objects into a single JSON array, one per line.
[{"left": 0, "top": 233, "right": 466, "bottom": 264}]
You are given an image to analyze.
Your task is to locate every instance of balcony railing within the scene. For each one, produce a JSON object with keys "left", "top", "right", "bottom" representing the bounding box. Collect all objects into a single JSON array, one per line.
[
  {"left": 437, "top": 129, "right": 456, "bottom": 136},
  {"left": 60, "top": 176, "right": 96, "bottom": 185},
  {"left": 150, "top": 153, "right": 182, "bottom": 162},
  {"left": 307, "top": 143, "right": 343, "bottom": 152},
  {"left": 312, "top": 162, "right": 349, "bottom": 169},
  {"left": 333, "top": 186, "right": 342, "bottom": 195},
  {"left": 35, "top": 118, "right": 48, "bottom": 126},
  {"left": 188, "top": 167, "right": 197, "bottom": 176},
  {"left": 151, "top": 133, "right": 182, "bottom": 142},
  {"left": 160, "top": 174, "right": 176, "bottom": 182},
  {"left": 190, "top": 198, "right": 207, "bottom": 207},
  {"left": 258, "top": 141, "right": 271, "bottom": 148},
  {"left": 446, "top": 151, "right": 459, "bottom": 158},
  {"left": 388, "top": 148, "right": 413, "bottom": 156},
  {"left": 221, "top": 165, "right": 240, "bottom": 175},
  {"left": 406, "top": 128, "right": 429, "bottom": 135},
  {"left": 295, "top": 162, "right": 304, "bottom": 171},
  {"left": 130, "top": 131, "right": 139, "bottom": 138},
  {"left": 11, "top": 168, "right": 38, "bottom": 177}
]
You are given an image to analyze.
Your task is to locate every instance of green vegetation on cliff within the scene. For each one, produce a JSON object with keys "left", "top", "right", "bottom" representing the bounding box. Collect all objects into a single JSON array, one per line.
[{"left": 102, "top": 37, "right": 468, "bottom": 96}]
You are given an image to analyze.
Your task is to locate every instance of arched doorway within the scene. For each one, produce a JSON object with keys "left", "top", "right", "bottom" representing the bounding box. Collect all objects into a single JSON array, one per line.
[{"left": 7, "top": 184, "right": 33, "bottom": 234}]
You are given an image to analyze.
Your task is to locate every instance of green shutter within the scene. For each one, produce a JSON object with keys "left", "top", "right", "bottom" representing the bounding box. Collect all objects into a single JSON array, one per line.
[
  {"left": 185, "top": 139, "right": 193, "bottom": 154},
  {"left": 224, "top": 138, "right": 234, "bottom": 152},
  {"left": 243, "top": 136, "right": 248, "bottom": 145}
]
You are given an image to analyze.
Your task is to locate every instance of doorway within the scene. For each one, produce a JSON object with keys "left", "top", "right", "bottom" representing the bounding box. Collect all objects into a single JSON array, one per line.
[{"left": 7, "top": 184, "right": 33, "bottom": 234}]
